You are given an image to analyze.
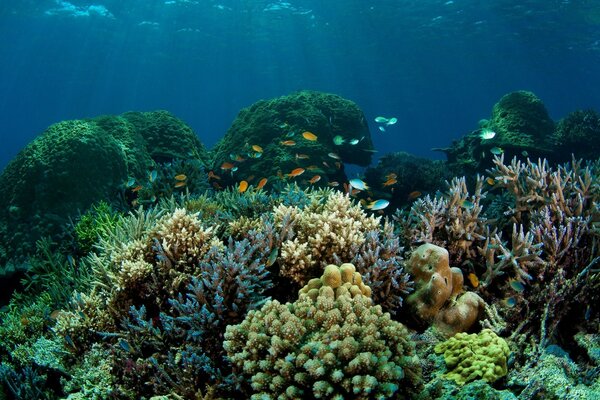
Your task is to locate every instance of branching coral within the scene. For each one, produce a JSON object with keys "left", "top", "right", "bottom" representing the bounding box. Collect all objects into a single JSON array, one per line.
[{"left": 223, "top": 263, "right": 422, "bottom": 399}]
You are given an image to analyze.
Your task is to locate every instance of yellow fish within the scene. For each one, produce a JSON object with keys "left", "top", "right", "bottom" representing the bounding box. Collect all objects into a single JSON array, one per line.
[
  {"left": 280, "top": 140, "right": 296, "bottom": 146},
  {"left": 238, "top": 180, "right": 249, "bottom": 193},
  {"left": 252, "top": 145, "right": 263, "bottom": 153},
  {"left": 174, "top": 181, "right": 186, "bottom": 188},
  {"left": 302, "top": 131, "right": 318, "bottom": 141},
  {"left": 174, "top": 174, "right": 187, "bottom": 181},
  {"left": 467, "top": 273, "right": 479, "bottom": 288}
]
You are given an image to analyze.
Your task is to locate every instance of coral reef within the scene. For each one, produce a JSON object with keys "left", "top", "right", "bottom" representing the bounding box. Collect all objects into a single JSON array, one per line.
[
  {"left": 551, "top": 109, "right": 600, "bottom": 162},
  {"left": 223, "top": 263, "right": 422, "bottom": 399},
  {"left": 434, "top": 329, "right": 510, "bottom": 385},
  {"left": 406, "top": 243, "right": 485, "bottom": 336}
]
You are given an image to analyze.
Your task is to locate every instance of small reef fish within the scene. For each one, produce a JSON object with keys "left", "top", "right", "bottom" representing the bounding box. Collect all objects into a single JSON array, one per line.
[
  {"left": 383, "top": 178, "right": 398, "bottom": 187},
  {"left": 118, "top": 339, "right": 132, "bottom": 353},
  {"left": 378, "top": 126, "right": 386, "bottom": 132},
  {"left": 131, "top": 185, "right": 143, "bottom": 192},
  {"left": 386, "top": 117, "right": 398, "bottom": 126},
  {"left": 257, "top": 177, "right": 268, "bottom": 189},
  {"left": 328, "top": 181, "right": 340, "bottom": 187},
  {"left": 386, "top": 172, "right": 397, "bottom": 179},
  {"left": 295, "top": 153, "right": 310, "bottom": 160},
  {"left": 486, "top": 177, "right": 495, "bottom": 185},
  {"left": 238, "top": 180, "right": 249, "bottom": 193},
  {"left": 509, "top": 279, "right": 525, "bottom": 293},
  {"left": 309, "top": 175, "right": 321, "bottom": 184},
  {"left": 461, "top": 199, "right": 475, "bottom": 209},
  {"left": 407, "top": 191, "right": 422, "bottom": 200},
  {"left": 374, "top": 116, "right": 388, "bottom": 123},
  {"left": 365, "top": 199, "right": 390, "bottom": 211},
  {"left": 267, "top": 247, "right": 279, "bottom": 266},
  {"left": 126, "top": 177, "right": 136, "bottom": 187},
  {"left": 278, "top": 122, "right": 289, "bottom": 129},
  {"left": 148, "top": 170, "right": 158, "bottom": 182},
  {"left": 252, "top": 144, "right": 263, "bottom": 153},
  {"left": 467, "top": 273, "right": 480, "bottom": 288},
  {"left": 306, "top": 165, "right": 320, "bottom": 171},
  {"left": 522, "top": 150, "right": 529, "bottom": 157},
  {"left": 333, "top": 135, "right": 345, "bottom": 145},
  {"left": 249, "top": 152, "right": 262, "bottom": 159},
  {"left": 328, "top": 152, "right": 341, "bottom": 160},
  {"left": 349, "top": 178, "right": 369, "bottom": 191},
  {"left": 490, "top": 147, "right": 504, "bottom": 155},
  {"left": 479, "top": 129, "right": 496, "bottom": 140},
  {"left": 207, "top": 171, "right": 221, "bottom": 180},
  {"left": 174, "top": 181, "right": 187, "bottom": 188},
  {"left": 503, "top": 297, "right": 517, "bottom": 308},
  {"left": 220, "top": 162, "right": 235, "bottom": 170},
  {"left": 174, "top": 174, "right": 187, "bottom": 181},
  {"left": 288, "top": 167, "right": 305, "bottom": 177},
  {"left": 302, "top": 131, "right": 318, "bottom": 141},
  {"left": 349, "top": 138, "right": 360, "bottom": 145},
  {"left": 280, "top": 140, "right": 296, "bottom": 146}
]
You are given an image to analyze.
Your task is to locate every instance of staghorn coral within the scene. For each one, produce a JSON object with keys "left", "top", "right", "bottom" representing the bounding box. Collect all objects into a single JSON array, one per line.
[
  {"left": 223, "top": 263, "right": 421, "bottom": 399},
  {"left": 274, "top": 191, "right": 380, "bottom": 285},
  {"left": 406, "top": 243, "right": 485, "bottom": 337}
]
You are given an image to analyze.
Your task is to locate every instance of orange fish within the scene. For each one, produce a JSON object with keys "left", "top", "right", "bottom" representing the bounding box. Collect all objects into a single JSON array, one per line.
[
  {"left": 131, "top": 185, "right": 143, "bottom": 192},
  {"left": 295, "top": 153, "right": 310, "bottom": 160},
  {"left": 207, "top": 170, "right": 221, "bottom": 180},
  {"left": 309, "top": 175, "right": 321, "bottom": 184},
  {"left": 280, "top": 140, "right": 296, "bottom": 146},
  {"left": 302, "top": 131, "right": 318, "bottom": 141},
  {"left": 407, "top": 191, "right": 422, "bottom": 200},
  {"left": 252, "top": 145, "right": 263, "bottom": 153},
  {"left": 234, "top": 155, "right": 246, "bottom": 162},
  {"left": 174, "top": 174, "right": 187, "bottom": 181},
  {"left": 221, "top": 162, "right": 235, "bottom": 170},
  {"left": 467, "top": 273, "right": 480, "bottom": 288},
  {"left": 257, "top": 177, "right": 268, "bottom": 189},
  {"left": 383, "top": 178, "right": 397, "bottom": 187},
  {"left": 238, "top": 180, "right": 249, "bottom": 193},
  {"left": 486, "top": 177, "right": 495, "bottom": 185},
  {"left": 288, "top": 167, "right": 305, "bottom": 177},
  {"left": 174, "top": 181, "right": 187, "bottom": 188}
]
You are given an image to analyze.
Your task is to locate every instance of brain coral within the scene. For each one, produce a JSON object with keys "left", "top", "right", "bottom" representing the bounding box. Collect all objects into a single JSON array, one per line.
[
  {"left": 223, "top": 263, "right": 421, "bottom": 399},
  {"left": 434, "top": 329, "right": 510, "bottom": 385}
]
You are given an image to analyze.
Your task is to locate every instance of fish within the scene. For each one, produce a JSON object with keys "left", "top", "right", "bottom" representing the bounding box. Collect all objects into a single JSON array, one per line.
[
  {"left": 306, "top": 165, "right": 320, "bottom": 171},
  {"left": 328, "top": 152, "right": 341, "bottom": 160},
  {"left": 221, "top": 162, "right": 235, "bottom": 170},
  {"left": 509, "top": 279, "right": 525, "bottom": 293},
  {"left": 362, "top": 149, "right": 379, "bottom": 153},
  {"left": 486, "top": 177, "right": 495, "bottom": 185},
  {"left": 335, "top": 162, "right": 342, "bottom": 169},
  {"left": 295, "top": 153, "right": 310, "bottom": 160},
  {"left": 257, "top": 177, "right": 268, "bottom": 189},
  {"left": 467, "top": 273, "right": 479, "bottom": 288},
  {"left": 309, "top": 175, "right": 321, "bottom": 184},
  {"left": 249, "top": 152, "right": 262, "bottom": 159},
  {"left": 131, "top": 185, "right": 143, "bottom": 193},
  {"left": 386, "top": 172, "right": 397, "bottom": 179},
  {"left": 407, "top": 191, "right": 422, "bottom": 200},
  {"left": 328, "top": 181, "right": 339, "bottom": 187},
  {"left": 234, "top": 154, "right": 246, "bottom": 162},
  {"left": 302, "top": 131, "right": 318, "bottom": 141},
  {"left": 349, "top": 138, "right": 360, "bottom": 145},
  {"left": 266, "top": 247, "right": 279, "bottom": 266},
  {"left": 349, "top": 178, "right": 369, "bottom": 191},
  {"left": 148, "top": 170, "right": 158, "bottom": 182},
  {"left": 118, "top": 339, "right": 132, "bottom": 353},
  {"left": 278, "top": 122, "right": 289, "bottom": 129},
  {"left": 207, "top": 171, "right": 221, "bottom": 180},
  {"left": 503, "top": 297, "right": 517, "bottom": 308},
  {"left": 174, "top": 174, "right": 187, "bottom": 181},
  {"left": 521, "top": 150, "right": 529, "bottom": 157},
  {"left": 174, "top": 181, "right": 187, "bottom": 188},
  {"left": 288, "top": 167, "right": 305, "bottom": 177},
  {"left": 232, "top": 166, "right": 239, "bottom": 172},
  {"left": 461, "top": 199, "right": 475, "bottom": 209},
  {"left": 285, "top": 131, "right": 296, "bottom": 138},
  {"left": 252, "top": 144, "right": 263, "bottom": 153},
  {"left": 378, "top": 126, "right": 386, "bottom": 132},
  {"left": 383, "top": 178, "right": 398, "bottom": 187},
  {"left": 374, "top": 116, "right": 389, "bottom": 123},
  {"left": 238, "top": 180, "right": 249, "bottom": 193},
  {"left": 280, "top": 140, "right": 296, "bottom": 146},
  {"left": 490, "top": 147, "right": 504, "bottom": 155},
  {"left": 333, "top": 135, "right": 345, "bottom": 145},
  {"left": 479, "top": 129, "right": 496, "bottom": 140},
  {"left": 365, "top": 199, "right": 390, "bottom": 210},
  {"left": 126, "top": 177, "right": 136, "bottom": 187},
  {"left": 386, "top": 117, "right": 398, "bottom": 126}
]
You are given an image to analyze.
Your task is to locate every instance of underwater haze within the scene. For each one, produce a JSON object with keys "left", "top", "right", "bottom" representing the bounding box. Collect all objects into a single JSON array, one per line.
[{"left": 1, "top": 0, "right": 600, "bottom": 168}]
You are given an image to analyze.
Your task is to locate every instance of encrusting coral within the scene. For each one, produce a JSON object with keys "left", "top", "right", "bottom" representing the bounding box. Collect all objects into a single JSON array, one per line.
[
  {"left": 223, "top": 263, "right": 422, "bottom": 399},
  {"left": 406, "top": 243, "right": 485, "bottom": 336},
  {"left": 434, "top": 329, "right": 510, "bottom": 385}
]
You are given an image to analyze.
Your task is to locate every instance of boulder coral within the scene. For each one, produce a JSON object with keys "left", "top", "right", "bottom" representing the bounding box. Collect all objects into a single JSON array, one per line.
[
  {"left": 434, "top": 329, "right": 510, "bottom": 385},
  {"left": 406, "top": 243, "right": 485, "bottom": 336},
  {"left": 223, "top": 263, "right": 422, "bottom": 399}
]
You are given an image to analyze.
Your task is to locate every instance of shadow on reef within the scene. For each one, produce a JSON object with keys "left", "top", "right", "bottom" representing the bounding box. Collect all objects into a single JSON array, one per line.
[{"left": 0, "top": 90, "right": 599, "bottom": 399}]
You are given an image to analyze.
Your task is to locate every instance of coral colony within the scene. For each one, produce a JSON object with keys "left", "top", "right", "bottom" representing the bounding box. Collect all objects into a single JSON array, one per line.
[{"left": 0, "top": 90, "right": 598, "bottom": 399}]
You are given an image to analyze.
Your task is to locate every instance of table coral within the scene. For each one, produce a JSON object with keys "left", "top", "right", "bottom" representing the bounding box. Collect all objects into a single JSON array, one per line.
[
  {"left": 223, "top": 263, "right": 422, "bottom": 399},
  {"left": 435, "top": 329, "right": 510, "bottom": 385}
]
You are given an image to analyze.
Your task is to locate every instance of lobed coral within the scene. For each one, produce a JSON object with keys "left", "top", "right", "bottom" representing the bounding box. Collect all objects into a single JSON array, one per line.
[{"left": 224, "top": 263, "right": 422, "bottom": 399}]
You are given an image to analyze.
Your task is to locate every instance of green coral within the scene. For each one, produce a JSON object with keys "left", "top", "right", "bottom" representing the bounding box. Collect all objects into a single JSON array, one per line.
[
  {"left": 434, "top": 329, "right": 510, "bottom": 385},
  {"left": 224, "top": 263, "right": 421, "bottom": 399},
  {"left": 74, "top": 201, "right": 121, "bottom": 254}
]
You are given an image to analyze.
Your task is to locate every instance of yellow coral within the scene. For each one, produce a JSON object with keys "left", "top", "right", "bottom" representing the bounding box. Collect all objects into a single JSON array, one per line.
[{"left": 434, "top": 329, "right": 510, "bottom": 385}]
